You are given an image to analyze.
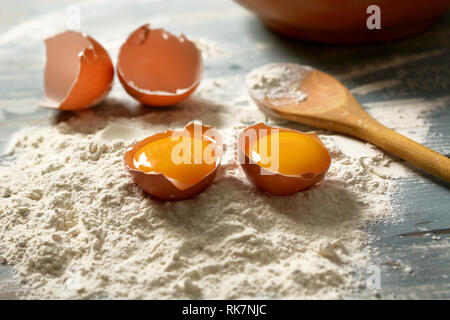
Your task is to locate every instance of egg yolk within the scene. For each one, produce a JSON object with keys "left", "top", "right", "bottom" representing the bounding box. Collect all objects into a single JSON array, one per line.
[
  {"left": 248, "top": 131, "right": 329, "bottom": 175},
  {"left": 133, "top": 136, "right": 216, "bottom": 186}
]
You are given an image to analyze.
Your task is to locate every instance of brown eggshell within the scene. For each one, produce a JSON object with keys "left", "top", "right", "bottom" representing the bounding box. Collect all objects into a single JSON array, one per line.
[
  {"left": 117, "top": 24, "right": 203, "bottom": 107},
  {"left": 237, "top": 122, "right": 331, "bottom": 196},
  {"left": 41, "top": 30, "right": 114, "bottom": 110},
  {"left": 124, "top": 122, "right": 222, "bottom": 201}
]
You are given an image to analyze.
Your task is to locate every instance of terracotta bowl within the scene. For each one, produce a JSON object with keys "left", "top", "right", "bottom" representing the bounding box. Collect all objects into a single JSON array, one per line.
[{"left": 234, "top": 0, "right": 450, "bottom": 43}]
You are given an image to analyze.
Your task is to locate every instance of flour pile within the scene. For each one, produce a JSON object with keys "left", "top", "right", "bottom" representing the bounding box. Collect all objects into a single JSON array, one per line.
[
  {"left": 246, "top": 63, "right": 311, "bottom": 105},
  {"left": 0, "top": 80, "right": 406, "bottom": 299}
]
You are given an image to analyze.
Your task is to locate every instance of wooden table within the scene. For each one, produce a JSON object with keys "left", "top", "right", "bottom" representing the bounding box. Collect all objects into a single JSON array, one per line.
[{"left": 0, "top": 0, "right": 449, "bottom": 299}]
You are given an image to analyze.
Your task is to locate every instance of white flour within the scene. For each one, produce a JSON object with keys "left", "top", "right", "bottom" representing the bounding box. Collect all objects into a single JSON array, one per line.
[
  {"left": 1, "top": 70, "right": 432, "bottom": 299},
  {"left": 246, "top": 63, "right": 311, "bottom": 105},
  {"left": 0, "top": 114, "right": 393, "bottom": 299}
]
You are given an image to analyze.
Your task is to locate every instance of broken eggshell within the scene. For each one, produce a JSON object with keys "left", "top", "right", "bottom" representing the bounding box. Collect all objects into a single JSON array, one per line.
[
  {"left": 237, "top": 122, "right": 331, "bottom": 196},
  {"left": 124, "top": 122, "right": 222, "bottom": 201},
  {"left": 117, "top": 24, "right": 203, "bottom": 107},
  {"left": 41, "top": 30, "right": 114, "bottom": 110}
]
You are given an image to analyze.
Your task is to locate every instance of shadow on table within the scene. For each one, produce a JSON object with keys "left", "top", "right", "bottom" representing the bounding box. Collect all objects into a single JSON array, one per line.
[{"left": 50, "top": 94, "right": 230, "bottom": 134}]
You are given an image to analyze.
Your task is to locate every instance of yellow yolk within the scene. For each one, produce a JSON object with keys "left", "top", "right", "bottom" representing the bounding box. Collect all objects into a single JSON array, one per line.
[
  {"left": 248, "top": 131, "right": 329, "bottom": 175},
  {"left": 133, "top": 136, "right": 216, "bottom": 185}
]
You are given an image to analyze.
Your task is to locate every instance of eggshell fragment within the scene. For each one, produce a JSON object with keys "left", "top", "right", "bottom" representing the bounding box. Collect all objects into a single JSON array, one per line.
[
  {"left": 124, "top": 122, "right": 222, "bottom": 201},
  {"left": 238, "top": 122, "right": 331, "bottom": 196},
  {"left": 41, "top": 30, "right": 114, "bottom": 111},
  {"left": 117, "top": 24, "right": 203, "bottom": 107}
]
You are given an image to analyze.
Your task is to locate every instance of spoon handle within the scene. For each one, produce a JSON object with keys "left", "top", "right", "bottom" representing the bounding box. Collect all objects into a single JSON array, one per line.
[{"left": 359, "top": 119, "right": 450, "bottom": 182}]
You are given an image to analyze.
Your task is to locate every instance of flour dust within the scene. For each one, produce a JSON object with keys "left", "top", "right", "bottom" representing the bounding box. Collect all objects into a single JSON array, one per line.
[{"left": 1, "top": 72, "right": 437, "bottom": 299}]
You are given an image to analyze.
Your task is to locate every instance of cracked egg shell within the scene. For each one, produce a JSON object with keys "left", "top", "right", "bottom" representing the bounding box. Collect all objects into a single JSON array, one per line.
[
  {"left": 41, "top": 30, "right": 114, "bottom": 110},
  {"left": 237, "top": 122, "right": 331, "bottom": 196},
  {"left": 117, "top": 24, "right": 203, "bottom": 107},
  {"left": 124, "top": 122, "right": 222, "bottom": 201}
]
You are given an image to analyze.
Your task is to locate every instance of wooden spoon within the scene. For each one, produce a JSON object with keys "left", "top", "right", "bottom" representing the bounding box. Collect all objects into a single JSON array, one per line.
[{"left": 246, "top": 63, "right": 450, "bottom": 182}]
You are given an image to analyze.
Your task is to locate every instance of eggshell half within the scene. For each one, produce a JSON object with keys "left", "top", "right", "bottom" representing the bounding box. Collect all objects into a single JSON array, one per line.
[
  {"left": 237, "top": 122, "right": 331, "bottom": 196},
  {"left": 117, "top": 24, "right": 203, "bottom": 107},
  {"left": 124, "top": 122, "right": 222, "bottom": 201},
  {"left": 41, "top": 30, "right": 114, "bottom": 110}
]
